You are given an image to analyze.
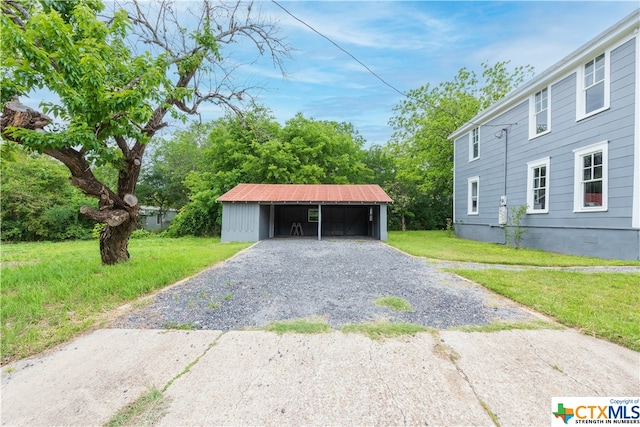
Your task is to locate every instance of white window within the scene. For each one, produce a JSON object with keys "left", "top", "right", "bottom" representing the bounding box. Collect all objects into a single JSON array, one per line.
[
  {"left": 469, "top": 127, "right": 479, "bottom": 161},
  {"left": 529, "top": 87, "right": 550, "bottom": 138},
  {"left": 573, "top": 141, "right": 608, "bottom": 212},
  {"left": 576, "top": 52, "right": 610, "bottom": 120},
  {"left": 527, "top": 157, "right": 550, "bottom": 214},
  {"left": 467, "top": 176, "right": 479, "bottom": 215}
]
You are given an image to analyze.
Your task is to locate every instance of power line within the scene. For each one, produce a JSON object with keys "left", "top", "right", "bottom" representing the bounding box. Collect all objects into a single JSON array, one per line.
[
  {"left": 270, "top": 0, "right": 407, "bottom": 98},
  {"left": 270, "top": 0, "right": 516, "bottom": 131}
]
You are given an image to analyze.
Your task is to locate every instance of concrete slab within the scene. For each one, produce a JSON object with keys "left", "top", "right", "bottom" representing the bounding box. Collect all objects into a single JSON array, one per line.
[
  {"left": 158, "top": 331, "right": 493, "bottom": 426},
  {"left": 1, "top": 329, "right": 222, "bottom": 426},
  {"left": 440, "top": 329, "right": 640, "bottom": 426},
  {"left": 2, "top": 328, "right": 637, "bottom": 426}
]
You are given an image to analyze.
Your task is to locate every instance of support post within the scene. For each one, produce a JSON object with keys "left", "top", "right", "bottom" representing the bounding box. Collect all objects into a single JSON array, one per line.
[
  {"left": 317, "top": 204, "right": 322, "bottom": 241},
  {"left": 269, "top": 204, "right": 275, "bottom": 238}
]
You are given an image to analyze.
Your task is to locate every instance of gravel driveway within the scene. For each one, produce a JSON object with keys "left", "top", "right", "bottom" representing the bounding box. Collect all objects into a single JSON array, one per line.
[{"left": 112, "top": 239, "right": 535, "bottom": 330}]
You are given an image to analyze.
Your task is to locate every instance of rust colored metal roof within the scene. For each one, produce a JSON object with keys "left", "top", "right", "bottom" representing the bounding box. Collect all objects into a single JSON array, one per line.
[{"left": 217, "top": 184, "right": 393, "bottom": 204}]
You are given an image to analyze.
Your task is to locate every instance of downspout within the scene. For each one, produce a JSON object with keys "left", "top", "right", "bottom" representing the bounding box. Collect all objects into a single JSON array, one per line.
[
  {"left": 498, "top": 127, "right": 509, "bottom": 236},
  {"left": 503, "top": 128, "right": 508, "bottom": 197}
]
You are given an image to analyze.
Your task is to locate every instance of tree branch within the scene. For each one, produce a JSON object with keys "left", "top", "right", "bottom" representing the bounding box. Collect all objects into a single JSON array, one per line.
[
  {"left": 1, "top": 0, "right": 29, "bottom": 29},
  {"left": 79, "top": 206, "right": 130, "bottom": 226},
  {"left": 0, "top": 96, "right": 51, "bottom": 132},
  {"left": 114, "top": 135, "right": 131, "bottom": 157}
]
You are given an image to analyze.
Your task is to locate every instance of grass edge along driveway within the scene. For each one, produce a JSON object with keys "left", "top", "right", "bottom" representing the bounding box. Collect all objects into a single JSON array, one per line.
[
  {"left": 1, "top": 238, "right": 251, "bottom": 364},
  {"left": 388, "top": 231, "right": 640, "bottom": 352}
]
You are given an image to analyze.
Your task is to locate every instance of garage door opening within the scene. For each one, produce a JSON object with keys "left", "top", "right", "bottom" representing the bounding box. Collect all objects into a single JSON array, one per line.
[
  {"left": 218, "top": 184, "right": 392, "bottom": 242},
  {"left": 274, "top": 205, "right": 377, "bottom": 238}
]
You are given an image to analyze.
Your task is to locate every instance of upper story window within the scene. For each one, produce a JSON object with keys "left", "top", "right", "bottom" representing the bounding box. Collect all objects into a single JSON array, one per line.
[
  {"left": 467, "top": 176, "right": 479, "bottom": 215},
  {"left": 526, "top": 157, "right": 550, "bottom": 214},
  {"left": 529, "top": 87, "right": 550, "bottom": 139},
  {"left": 573, "top": 141, "right": 608, "bottom": 212},
  {"left": 469, "top": 127, "right": 479, "bottom": 161},
  {"left": 577, "top": 52, "right": 610, "bottom": 120}
]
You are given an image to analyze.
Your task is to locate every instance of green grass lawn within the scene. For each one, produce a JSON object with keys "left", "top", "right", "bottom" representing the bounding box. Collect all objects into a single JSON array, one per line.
[
  {"left": 388, "top": 230, "right": 640, "bottom": 266},
  {"left": 449, "top": 269, "right": 640, "bottom": 351},
  {"left": 2, "top": 231, "right": 638, "bottom": 363},
  {"left": 387, "top": 231, "right": 639, "bottom": 352},
  {"left": 1, "top": 238, "right": 251, "bottom": 364}
]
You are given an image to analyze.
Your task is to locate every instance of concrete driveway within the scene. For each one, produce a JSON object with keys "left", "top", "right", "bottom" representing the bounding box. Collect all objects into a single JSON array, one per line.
[{"left": 2, "top": 241, "right": 638, "bottom": 426}]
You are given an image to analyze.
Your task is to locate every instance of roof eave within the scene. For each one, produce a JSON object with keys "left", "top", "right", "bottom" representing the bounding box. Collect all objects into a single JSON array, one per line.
[{"left": 448, "top": 9, "right": 640, "bottom": 141}]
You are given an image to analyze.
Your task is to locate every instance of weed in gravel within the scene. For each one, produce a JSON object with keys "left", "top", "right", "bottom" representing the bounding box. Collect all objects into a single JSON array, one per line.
[
  {"left": 225, "top": 280, "right": 232, "bottom": 288},
  {"left": 341, "top": 321, "right": 431, "bottom": 340},
  {"left": 162, "top": 322, "right": 196, "bottom": 330},
  {"left": 222, "top": 293, "right": 233, "bottom": 301},
  {"left": 263, "top": 318, "right": 332, "bottom": 334},
  {"left": 198, "top": 291, "right": 207, "bottom": 299},
  {"left": 208, "top": 301, "right": 220, "bottom": 309},
  {"left": 374, "top": 296, "right": 413, "bottom": 312}
]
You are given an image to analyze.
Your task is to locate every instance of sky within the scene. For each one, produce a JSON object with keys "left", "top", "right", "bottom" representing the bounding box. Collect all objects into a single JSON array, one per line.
[
  {"left": 20, "top": 1, "right": 640, "bottom": 147},
  {"left": 202, "top": 0, "right": 638, "bottom": 147}
]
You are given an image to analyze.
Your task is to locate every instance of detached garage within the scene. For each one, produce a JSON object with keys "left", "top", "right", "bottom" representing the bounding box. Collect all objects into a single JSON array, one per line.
[{"left": 217, "top": 184, "right": 393, "bottom": 242}]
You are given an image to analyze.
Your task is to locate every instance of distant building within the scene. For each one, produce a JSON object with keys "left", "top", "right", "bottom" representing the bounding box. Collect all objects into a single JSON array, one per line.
[
  {"left": 138, "top": 206, "right": 177, "bottom": 232},
  {"left": 450, "top": 10, "right": 640, "bottom": 260},
  {"left": 217, "top": 184, "right": 393, "bottom": 242}
]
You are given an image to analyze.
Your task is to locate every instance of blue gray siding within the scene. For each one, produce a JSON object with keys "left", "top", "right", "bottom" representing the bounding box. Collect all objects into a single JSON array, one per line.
[
  {"left": 220, "top": 203, "right": 261, "bottom": 242},
  {"left": 454, "top": 36, "right": 639, "bottom": 260}
]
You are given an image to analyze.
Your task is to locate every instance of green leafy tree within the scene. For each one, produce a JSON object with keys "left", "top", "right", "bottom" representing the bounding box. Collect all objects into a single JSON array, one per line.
[
  {"left": 0, "top": 0, "right": 288, "bottom": 264},
  {"left": 1, "top": 149, "right": 94, "bottom": 241},
  {"left": 136, "top": 123, "right": 212, "bottom": 216},
  {"left": 364, "top": 144, "right": 396, "bottom": 187},
  {"left": 166, "top": 108, "right": 374, "bottom": 237},
  {"left": 387, "top": 61, "right": 534, "bottom": 229},
  {"left": 275, "top": 114, "right": 372, "bottom": 184}
]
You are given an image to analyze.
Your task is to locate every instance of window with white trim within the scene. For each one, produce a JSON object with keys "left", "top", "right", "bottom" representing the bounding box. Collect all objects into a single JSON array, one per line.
[
  {"left": 469, "top": 127, "right": 479, "bottom": 161},
  {"left": 529, "top": 87, "right": 550, "bottom": 138},
  {"left": 573, "top": 141, "right": 608, "bottom": 212},
  {"left": 467, "top": 176, "right": 479, "bottom": 215},
  {"left": 526, "top": 157, "right": 550, "bottom": 214},
  {"left": 577, "top": 52, "right": 610, "bottom": 119}
]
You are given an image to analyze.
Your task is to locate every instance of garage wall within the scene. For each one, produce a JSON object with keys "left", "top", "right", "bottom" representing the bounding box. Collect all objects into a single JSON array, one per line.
[
  {"left": 220, "top": 203, "right": 260, "bottom": 242},
  {"left": 274, "top": 205, "right": 317, "bottom": 237},
  {"left": 221, "top": 202, "right": 389, "bottom": 242},
  {"left": 259, "top": 205, "right": 271, "bottom": 240},
  {"left": 321, "top": 206, "right": 368, "bottom": 237},
  {"left": 379, "top": 204, "right": 388, "bottom": 241}
]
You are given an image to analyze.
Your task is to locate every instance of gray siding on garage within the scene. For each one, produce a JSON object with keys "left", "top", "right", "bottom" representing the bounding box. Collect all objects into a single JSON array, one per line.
[
  {"left": 220, "top": 203, "right": 260, "bottom": 242},
  {"left": 453, "top": 35, "right": 639, "bottom": 260},
  {"left": 378, "top": 204, "right": 388, "bottom": 241}
]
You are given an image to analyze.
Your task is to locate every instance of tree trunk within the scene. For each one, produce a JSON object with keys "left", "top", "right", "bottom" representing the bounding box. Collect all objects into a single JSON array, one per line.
[
  {"left": 401, "top": 213, "right": 406, "bottom": 232},
  {"left": 100, "top": 216, "right": 138, "bottom": 265}
]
